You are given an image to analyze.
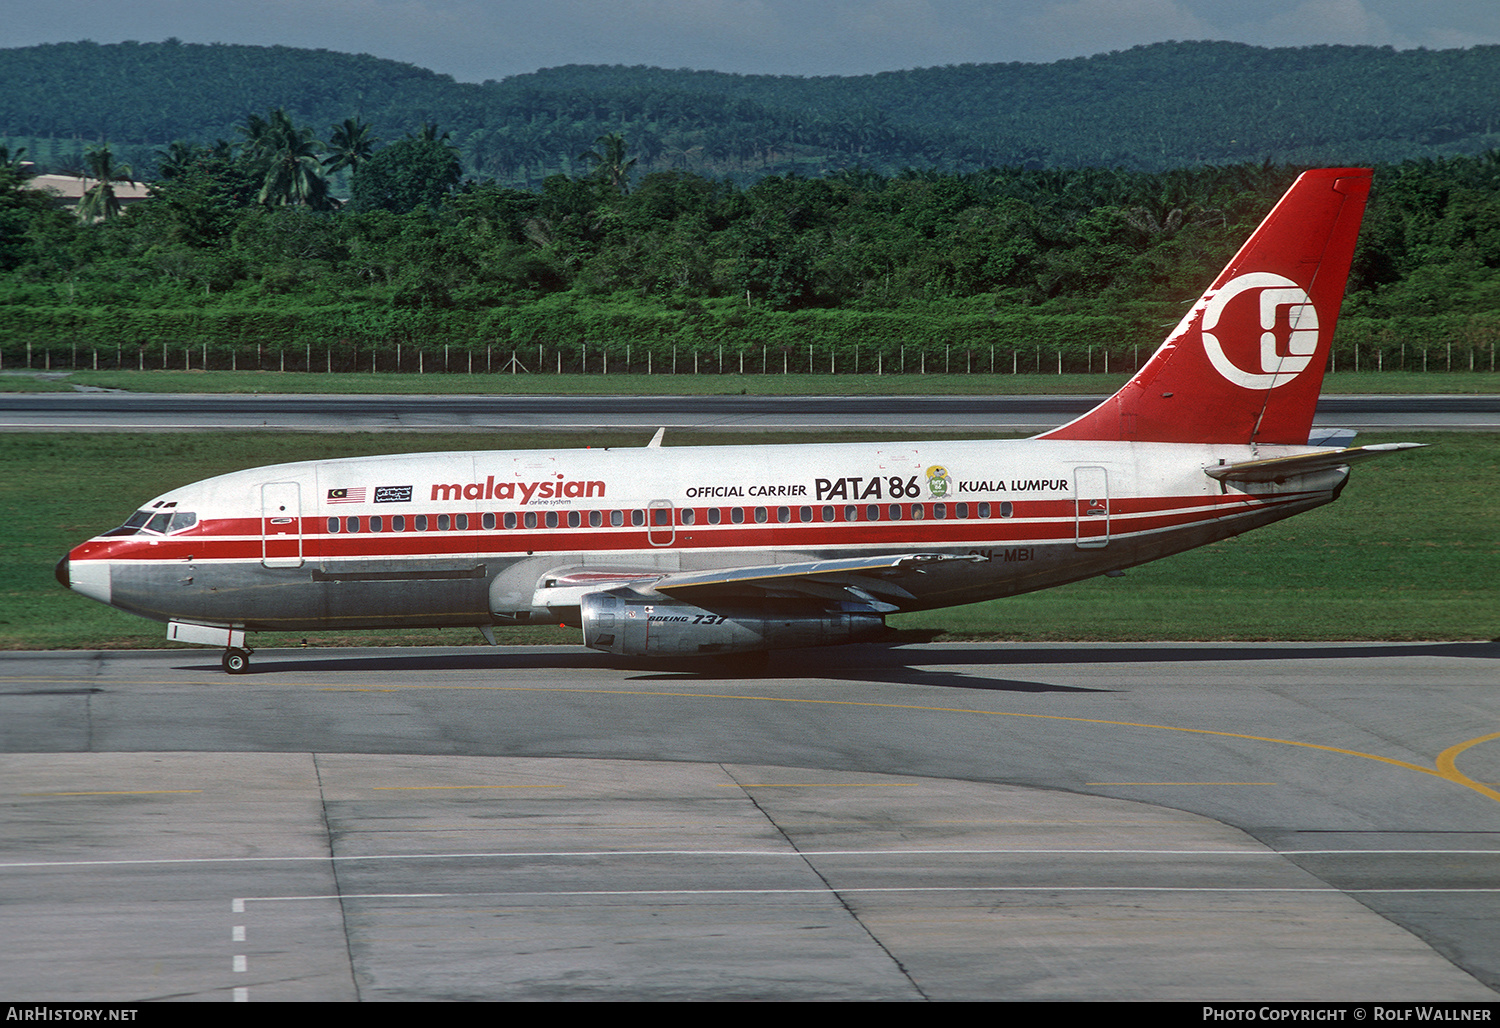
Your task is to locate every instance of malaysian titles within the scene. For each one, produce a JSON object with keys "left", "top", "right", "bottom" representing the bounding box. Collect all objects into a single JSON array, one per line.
[{"left": 430, "top": 474, "right": 605, "bottom": 505}]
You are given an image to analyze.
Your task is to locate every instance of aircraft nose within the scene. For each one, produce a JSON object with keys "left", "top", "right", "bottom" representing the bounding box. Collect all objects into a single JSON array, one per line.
[{"left": 55, "top": 554, "right": 70, "bottom": 589}]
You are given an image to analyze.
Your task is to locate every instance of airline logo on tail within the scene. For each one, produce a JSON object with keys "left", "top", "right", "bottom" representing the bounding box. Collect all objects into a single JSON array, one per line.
[
  {"left": 1041, "top": 168, "right": 1371, "bottom": 445},
  {"left": 1201, "top": 272, "right": 1320, "bottom": 390}
]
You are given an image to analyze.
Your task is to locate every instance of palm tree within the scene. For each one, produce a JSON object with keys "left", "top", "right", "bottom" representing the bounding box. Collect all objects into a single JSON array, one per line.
[
  {"left": 240, "top": 109, "right": 334, "bottom": 209},
  {"left": 325, "top": 117, "right": 378, "bottom": 176},
  {"left": 153, "top": 140, "right": 201, "bottom": 181},
  {"left": 77, "top": 144, "right": 135, "bottom": 222},
  {"left": 409, "top": 122, "right": 452, "bottom": 144},
  {"left": 0, "top": 145, "right": 32, "bottom": 180},
  {"left": 579, "top": 132, "right": 637, "bottom": 194}
]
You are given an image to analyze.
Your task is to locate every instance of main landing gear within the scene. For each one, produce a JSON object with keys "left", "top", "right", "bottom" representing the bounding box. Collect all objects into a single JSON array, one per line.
[
  {"left": 222, "top": 647, "right": 253, "bottom": 674},
  {"left": 167, "top": 622, "right": 252, "bottom": 675}
]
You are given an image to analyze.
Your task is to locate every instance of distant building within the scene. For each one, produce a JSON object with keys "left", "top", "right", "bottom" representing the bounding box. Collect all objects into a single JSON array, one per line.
[{"left": 29, "top": 172, "right": 152, "bottom": 216}]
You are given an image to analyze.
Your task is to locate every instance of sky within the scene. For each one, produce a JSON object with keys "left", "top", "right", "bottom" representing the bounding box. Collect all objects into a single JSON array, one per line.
[{"left": 5, "top": 0, "right": 1500, "bottom": 83}]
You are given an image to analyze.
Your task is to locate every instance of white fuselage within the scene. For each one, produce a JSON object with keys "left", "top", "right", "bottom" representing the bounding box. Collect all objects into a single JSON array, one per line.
[{"left": 63, "top": 436, "right": 1343, "bottom": 635}]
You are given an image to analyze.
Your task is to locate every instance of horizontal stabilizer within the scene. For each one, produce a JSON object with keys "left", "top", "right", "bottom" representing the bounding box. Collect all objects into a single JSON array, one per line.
[{"left": 1204, "top": 443, "right": 1426, "bottom": 484}]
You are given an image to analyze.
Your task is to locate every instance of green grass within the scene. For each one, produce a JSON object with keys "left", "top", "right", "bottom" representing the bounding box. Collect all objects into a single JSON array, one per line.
[
  {"left": 2, "top": 369, "right": 1498, "bottom": 395},
  {"left": 2, "top": 430, "right": 1493, "bottom": 650}
]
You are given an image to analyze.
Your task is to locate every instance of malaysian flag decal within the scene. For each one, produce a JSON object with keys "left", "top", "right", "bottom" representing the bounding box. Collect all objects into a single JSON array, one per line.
[{"left": 327, "top": 487, "right": 366, "bottom": 503}]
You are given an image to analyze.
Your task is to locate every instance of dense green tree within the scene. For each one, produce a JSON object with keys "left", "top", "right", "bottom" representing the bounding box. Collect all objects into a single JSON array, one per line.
[
  {"left": 134, "top": 141, "right": 256, "bottom": 248},
  {"left": 349, "top": 137, "right": 461, "bottom": 213},
  {"left": 6, "top": 40, "right": 1500, "bottom": 187},
  {"left": 0, "top": 146, "right": 69, "bottom": 272}
]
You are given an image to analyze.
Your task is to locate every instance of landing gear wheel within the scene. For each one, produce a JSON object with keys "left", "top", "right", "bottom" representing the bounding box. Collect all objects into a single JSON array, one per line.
[{"left": 222, "top": 647, "right": 251, "bottom": 674}]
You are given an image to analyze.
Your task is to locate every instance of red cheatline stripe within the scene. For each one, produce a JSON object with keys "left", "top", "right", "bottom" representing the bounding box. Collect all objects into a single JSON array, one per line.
[{"left": 74, "top": 492, "right": 1319, "bottom": 566}]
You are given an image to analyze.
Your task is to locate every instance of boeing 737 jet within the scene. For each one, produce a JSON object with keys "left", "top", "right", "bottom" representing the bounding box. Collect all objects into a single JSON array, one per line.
[{"left": 57, "top": 168, "right": 1420, "bottom": 673}]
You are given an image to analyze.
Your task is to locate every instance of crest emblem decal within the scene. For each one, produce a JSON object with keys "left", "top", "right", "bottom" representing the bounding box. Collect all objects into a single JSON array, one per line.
[{"left": 1201, "top": 272, "right": 1320, "bottom": 389}]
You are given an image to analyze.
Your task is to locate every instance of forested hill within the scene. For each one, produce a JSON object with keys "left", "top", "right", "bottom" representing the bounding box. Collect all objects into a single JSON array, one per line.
[{"left": 4, "top": 39, "right": 1500, "bottom": 183}]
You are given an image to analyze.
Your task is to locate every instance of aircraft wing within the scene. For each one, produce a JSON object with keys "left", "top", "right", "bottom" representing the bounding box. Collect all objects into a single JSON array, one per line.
[
  {"left": 534, "top": 553, "right": 983, "bottom": 612},
  {"left": 654, "top": 552, "right": 984, "bottom": 607},
  {"left": 1204, "top": 443, "right": 1426, "bottom": 484}
]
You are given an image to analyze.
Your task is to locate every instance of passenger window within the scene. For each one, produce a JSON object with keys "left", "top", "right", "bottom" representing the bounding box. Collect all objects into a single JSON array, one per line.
[
  {"left": 933, "top": 503, "right": 946, "bottom": 520},
  {"left": 327, "top": 518, "right": 339, "bottom": 534},
  {"left": 731, "top": 507, "right": 745, "bottom": 524},
  {"left": 681, "top": 508, "right": 695, "bottom": 525},
  {"left": 1000, "top": 501, "right": 1014, "bottom": 518},
  {"left": 887, "top": 505, "right": 901, "bottom": 521},
  {"left": 590, "top": 510, "right": 602, "bottom": 528},
  {"left": 346, "top": 516, "right": 360, "bottom": 533},
  {"left": 438, "top": 514, "right": 450, "bottom": 531},
  {"left": 822, "top": 506, "right": 834, "bottom": 522},
  {"left": 978, "top": 502, "right": 991, "bottom": 519},
  {"left": 844, "top": 505, "right": 857, "bottom": 522},
  {"left": 755, "top": 507, "right": 768, "bottom": 524},
  {"left": 483, "top": 513, "right": 495, "bottom": 530},
  {"left": 371, "top": 516, "right": 384, "bottom": 532},
  {"left": 799, "top": 506, "right": 812, "bottom": 522},
  {"left": 504, "top": 513, "right": 517, "bottom": 530},
  {"left": 611, "top": 510, "right": 623, "bottom": 527},
  {"left": 632, "top": 510, "right": 645, "bottom": 527},
  {"left": 457, "top": 514, "right": 469, "bottom": 530},
  {"left": 707, "top": 508, "right": 721, "bottom": 525},
  {"left": 545, "top": 512, "right": 558, "bottom": 528},
  {"left": 777, "top": 507, "right": 790, "bottom": 523},
  {"left": 955, "top": 503, "right": 968, "bottom": 519},
  {"left": 524, "top": 512, "right": 537, "bottom": 529},
  {"left": 415, "top": 515, "right": 428, "bottom": 531},
  {"left": 393, "top": 515, "right": 406, "bottom": 532},
  {"left": 911, "top": 504, "right": 925, "bottom": 520},
  {"left": 866, "top": 504, "right": 880, "bottom": 521}
]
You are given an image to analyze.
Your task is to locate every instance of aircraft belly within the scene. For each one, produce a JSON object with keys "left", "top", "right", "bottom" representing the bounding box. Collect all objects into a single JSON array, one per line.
[{"left": 110, "top": 557, "right": 502, "bottom": 631}]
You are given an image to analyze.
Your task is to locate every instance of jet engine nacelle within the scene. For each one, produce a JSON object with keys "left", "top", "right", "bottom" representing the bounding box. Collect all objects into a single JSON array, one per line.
[{"left": 580, "top": 588, "right": 886, "bottom": 657}]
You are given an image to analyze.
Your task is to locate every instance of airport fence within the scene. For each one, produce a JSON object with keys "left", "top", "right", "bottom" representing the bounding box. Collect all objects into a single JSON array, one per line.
[{"left": 1, "top": 306, "right": 1496, "bottom": 376}]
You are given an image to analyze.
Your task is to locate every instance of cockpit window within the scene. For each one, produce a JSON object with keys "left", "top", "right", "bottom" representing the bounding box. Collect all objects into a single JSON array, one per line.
[
  {"left": 104, "top": 509, "right": 198, "bottom": 536},
  {"left": 102, "top": 509, "right": 156, "bottom": 537}
]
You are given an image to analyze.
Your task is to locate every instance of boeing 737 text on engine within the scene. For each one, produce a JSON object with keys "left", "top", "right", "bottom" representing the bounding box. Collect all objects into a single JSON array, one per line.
[{"left": 57, "top": 168, "right": 1421, "bottom": 674}]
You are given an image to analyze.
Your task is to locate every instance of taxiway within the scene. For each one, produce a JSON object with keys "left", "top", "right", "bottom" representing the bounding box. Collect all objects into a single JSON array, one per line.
[{"left": 2, "top": 641, "right": 1497, "bottom": 1001}]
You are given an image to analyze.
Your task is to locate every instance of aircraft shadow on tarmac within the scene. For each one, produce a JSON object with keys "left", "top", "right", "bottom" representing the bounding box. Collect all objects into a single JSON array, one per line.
[
  {"left": 167, "top": 639, "right": 1495, "bottom": 693},
  {"left": 170, "top": 646, "right": 1089, "bottom": 693}
]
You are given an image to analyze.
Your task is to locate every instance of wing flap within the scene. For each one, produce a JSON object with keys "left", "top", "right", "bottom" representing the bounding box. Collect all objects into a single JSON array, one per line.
[{"left": 651, "top": 552, "right": 985, "bottom": 600}]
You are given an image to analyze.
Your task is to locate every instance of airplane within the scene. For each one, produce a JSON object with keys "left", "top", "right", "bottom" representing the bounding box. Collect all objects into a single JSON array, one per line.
[{"left": 56, "top": 167, "right": 1422, "bottom": 674}]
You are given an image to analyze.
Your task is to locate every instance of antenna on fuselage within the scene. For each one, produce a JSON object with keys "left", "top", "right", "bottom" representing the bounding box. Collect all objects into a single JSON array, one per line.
[{"left": 647, "top": 427, "right": 665, "bottom": 448}]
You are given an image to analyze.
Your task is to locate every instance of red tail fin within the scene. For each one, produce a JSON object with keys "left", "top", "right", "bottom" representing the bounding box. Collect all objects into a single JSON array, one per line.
[{"left": 1041, "top": 168, "right": 1372, "bottom": 445}]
